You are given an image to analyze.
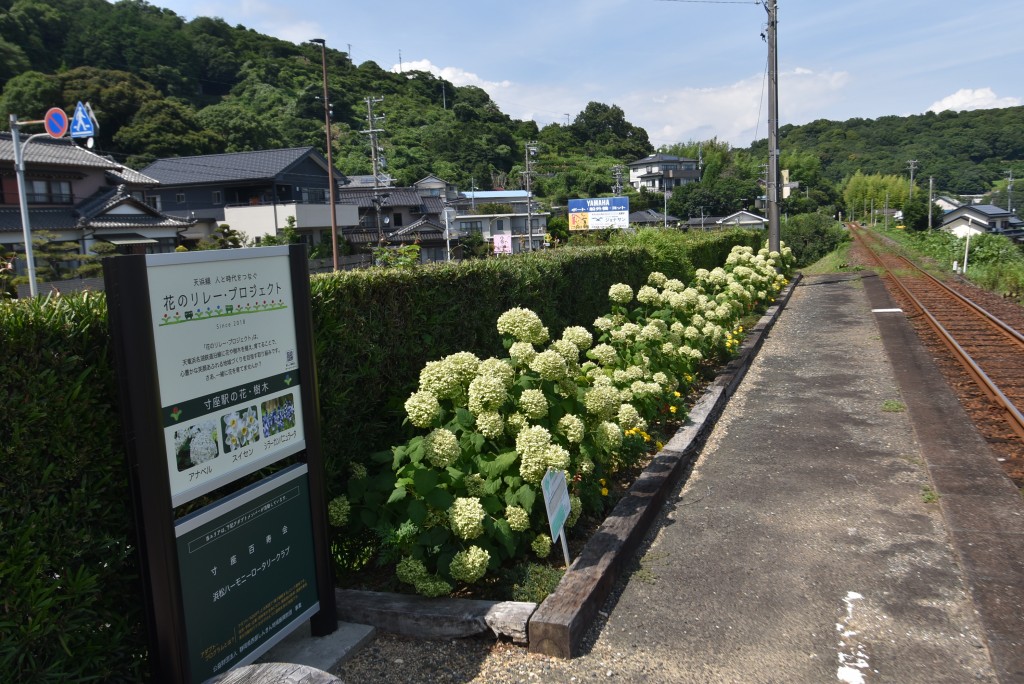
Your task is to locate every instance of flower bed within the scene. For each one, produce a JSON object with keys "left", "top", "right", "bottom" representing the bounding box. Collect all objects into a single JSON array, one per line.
[{"left": 334, "top": 243, "right": 796, "bottom": 597}]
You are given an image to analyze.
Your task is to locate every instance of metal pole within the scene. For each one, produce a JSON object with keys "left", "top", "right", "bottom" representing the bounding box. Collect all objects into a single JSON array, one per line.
[
  {"left": 928, "top": 176, "right": 934, "bottom": 229},
  {"left": 766, "top": 0, "right": 781, "bottom": 252},
  {"left": 10, "top": 115, "right": 38, "bottom": 297},
  {"left": 663, "top": 190, "right": 668, "bottom": 228},
  {"left": 444, "top": 206, "right": 451, "bottom": 262},
  {"left": 311, "top": 39, "right": 339, "bottom": 271}
]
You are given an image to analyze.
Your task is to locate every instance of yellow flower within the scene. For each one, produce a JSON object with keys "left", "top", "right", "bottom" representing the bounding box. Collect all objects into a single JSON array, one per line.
[
  {"left": 599, "top": 478, "right": 606, "bottom": 486},
  {"left": 655, "top": 441, "right": 665, "bottom": 450},
  {"left": 641, "top": 431, "right": 651, "bottom": 442},
  {"left": 601, "top": 487, "right": 609, "bottom": 496},
  {"left": 669, "top": 405, "right": 677, "bottom": 414},
  {"left": 673, "top": 391, "right": 681, "bottom": 398}
]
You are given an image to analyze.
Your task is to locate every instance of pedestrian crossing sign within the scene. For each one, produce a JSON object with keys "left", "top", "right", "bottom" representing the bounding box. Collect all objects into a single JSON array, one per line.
[{"left": 70, "top": 101, "right": 96, "bottom": 139}]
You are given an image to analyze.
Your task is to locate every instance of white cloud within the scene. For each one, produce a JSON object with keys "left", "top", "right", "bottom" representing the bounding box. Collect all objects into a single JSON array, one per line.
[
  {"left": 390, "top": 59, "right": 511, "bottom": 91},
  {"left": 928, "top": 88, "right": 1021, "bottom": 113}
]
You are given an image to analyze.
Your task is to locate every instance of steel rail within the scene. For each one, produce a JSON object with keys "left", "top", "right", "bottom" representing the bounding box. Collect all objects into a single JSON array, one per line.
[{"left": 851, "top": 225, "right": 1024, "bottom": 440}]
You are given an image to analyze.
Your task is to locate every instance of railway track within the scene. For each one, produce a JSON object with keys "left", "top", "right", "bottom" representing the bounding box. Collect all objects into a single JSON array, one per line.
[{"left": 850, "top": 225, "right": 1024, "bottom": 445}]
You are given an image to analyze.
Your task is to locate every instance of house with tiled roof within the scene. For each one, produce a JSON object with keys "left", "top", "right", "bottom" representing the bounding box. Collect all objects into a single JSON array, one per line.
[
  {"left": 628, "top": 153, "right": 700, "bottom": 193},
  {"left": 141, "top": 147, "right": 358, "bottom": 246},
  {"left": 942, "top": 204, "right": 1024, "bottom": 243},
  {"left": 335, "top": 185, "right": 456, "bottom": 261},
  {"left": 0, "top": 132, "right": 194, "bottom": 283}
]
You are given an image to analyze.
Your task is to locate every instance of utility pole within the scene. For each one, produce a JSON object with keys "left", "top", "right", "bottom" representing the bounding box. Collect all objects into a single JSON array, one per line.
[
  {"left": 524, "top": 142, "right": 538, "bottom": 251},
  {"left": 907, "top": 160, "right": 918, "bottom": 198},
  {"left": 362, "top": 96, "right": 386, "bottom": 188},
  {"left": 765, "top": 0, "right": 780, "bottom": 252},
  {"left": 611, "top": 165, "right": 624, "bottom": 196},
  {"left": 1007, "top": 169, "right": 1015, "bottom": 213},
  {"left": 928, "top": 176, "right": 934, "bottom": 229},
  {"left": 884, "top": 191, "right": 889, "bottom": 230},
  {"left": 362, "top": 96, "right": 387, "bottom": 244},
  {"left": 309, "top": 39, "right": 339, "bottom": 271}
]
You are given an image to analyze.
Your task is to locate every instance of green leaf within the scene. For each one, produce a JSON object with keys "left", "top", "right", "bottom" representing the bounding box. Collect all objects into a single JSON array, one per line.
[
  {"left": 408, "top": 499, "right": 428, "bottom": 525},
  {"left": 492, "top": 518, "right": 516, "bottom": 556},
  {"left": 483, "top": 477, "right": 503, "bottom": 495},
  {"left": 418, "top": 525, "right": 450, "bottom": 547},
  {"left": 413, "top": 467, "right": 439, "bottom": 494},
  {"left": 425, "top": 487, "right": 454, "bottom": 510},
  {"left": 477, "top": 451, "right": 518, "bottom": 478},
  {"left": 481, "top": 495, "right": 503, "bottom": 515},
  {"left": 515, "top": 484, "right": 537, "bottom": 513},
  {"left": 387, "top": 486, "right": 408, "bottom": 504},
  {"left": 455, "top": 408, "right": 475, "bottom": 428},
  {"left": 408, "top": 442, "right": 426, "bottom": 464}
]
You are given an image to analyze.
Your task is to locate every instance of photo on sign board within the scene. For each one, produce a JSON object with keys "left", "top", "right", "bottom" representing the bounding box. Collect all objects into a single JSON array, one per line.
[
  {"left": 174, "top": 420, "right": 221, "bottom": 472},
  {"left": 261, "top": 394, "right": 296, "bottom": 437},
  {"left": 221, "top": 405, "right": 260, "bottom": 453}
]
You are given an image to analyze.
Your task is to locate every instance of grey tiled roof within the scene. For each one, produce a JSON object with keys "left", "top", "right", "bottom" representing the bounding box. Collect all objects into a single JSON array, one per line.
[
  {"left": 628, "top": 153, "right": 697, "bottom": 167},
  {"left": 0, "top": 208, "right": 77, "bottom": 233},
  {"left": 141, "top": 147, "right": 320, "bottom": 185},
  {"left": 0, "top": 133, "right": 121, "bottom": 169},
  {"left": 336, "top": 187, "right": 427, "bottom": 209},
  {"left": 106, "top": 166, "right": 159, "bottom": 186}
]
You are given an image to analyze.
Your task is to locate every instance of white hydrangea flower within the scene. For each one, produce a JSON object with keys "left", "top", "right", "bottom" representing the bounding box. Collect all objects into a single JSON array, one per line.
[
  {"left": 468, "top": 374, "right": 508, "bottom": 415},
  {"left": 588, "top": 343, "right": 618, "bottom": 366},
  {"left": 505, "top": 411, "right": 529, "bottom": 436},
  {"left": 505, "top": 505, "right": 530, "bottom": 532},
  {"left": 529, "top": 349, "right": 569, "bottom": 381},
  {"left": 561, "top": 326, "right": 593, "bottom": 351},
  {"left": 516, "top": 425, "right": 554, "bottom": 483},
  {"left": 584, "top": 383, "right": 620, "bottom": 420},
  {"left": 532, "top": 534, "right": 552, "bottom": 558},
  {"left": 478, "top": 357, "right": 515, "bottom": 389},
  {"left": 497, "top": 307, "right": 549, "bottom": 344},
  {"left": 593, "top": 316, "right": 615, "bottom": 332},
  {"left": 508, "top": 341, "right": 537, "bottom": 367},
  {"left": 617, "top": 403, "right": 646, "bottom": 431},
  {"left": 637, "top": 285, "right": 661, "bottom": 306},
  {"left": 647, "top": 271, "right": 668, "bottom": 287},
  {"left": 449, "top": 497, "right": 486, "bottom": 540},
  {"left": 405, "top": 390, "right": 440, "bottom": 428},
  {"left": 464, "top": 473, "right": 486, "bottom": 497},
  {"left": 449, "top": 545, "right": 490, "bottom": 583},
  {"left": 518, "top": 389, "right": 548, "bottom": 419},
  {"left": 475, "top": 411, "right": 504, "bottom": 439},
  {"left": 608, "top": 282, "right": 634, "bottom": 305},
  {"left": 550, "top": 339, "right": 582, "bottom": 368},
  {"left": 557, "top": 413, "right": 585, "bottom": 443},
  {"left": 595, "top": 421, "right": 623, "bottom": 451},
  {"left": 424, "top": 428, "right": 460, "bottom": 468}
]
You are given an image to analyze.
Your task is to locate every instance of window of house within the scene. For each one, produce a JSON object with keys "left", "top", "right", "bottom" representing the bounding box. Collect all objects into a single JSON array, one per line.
[
  {"left": 176, "top": 193, "right": 185, "bottom": 204},
  {"left": 27, "top": 180, "right": 72, "bottom": 204},
  {"left": 212, "top": 190, "right": 222, "bottom": 205},
  {"left": 496, "top": 219, "right": 504, "bottom": 231},
  {"left": 145, "top": 195, "right": 161, "bottom": 211},
  {"left": 308, "top": 188, "right": 326, "bottom": 203},
  {"left": 460, "top": 220, "right": 483, "bottom": 233},
  {"left": 392, "top": 212, "right": 403, "bottom": 227}
]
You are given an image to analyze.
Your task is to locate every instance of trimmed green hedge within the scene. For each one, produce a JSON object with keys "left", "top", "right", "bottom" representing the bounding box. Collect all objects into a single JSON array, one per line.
[{"left": 0, "top": 230, "right": 757, "bottom": 680}]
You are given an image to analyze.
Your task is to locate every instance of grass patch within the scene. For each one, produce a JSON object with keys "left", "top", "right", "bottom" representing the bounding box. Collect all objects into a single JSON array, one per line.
[
  {"left": 882, "top": 399, "right": 906, "bottom": 412},
  {"left": 502, "top": 563, "right": 566, "bottom": 603},
  {"left": 921, "top": 486, "right": 939, "bottom": 504},
  {"left": 800, "top": 243, "right": 864, "bottom": 275}
]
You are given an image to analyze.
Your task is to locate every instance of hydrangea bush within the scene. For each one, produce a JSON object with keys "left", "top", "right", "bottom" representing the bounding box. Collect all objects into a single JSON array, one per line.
[{"left": 340, "top": 243, "right": 794, "bottom": 595}]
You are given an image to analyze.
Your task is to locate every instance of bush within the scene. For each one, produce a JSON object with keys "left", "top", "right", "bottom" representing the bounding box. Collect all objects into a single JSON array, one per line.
[{"left": 780, "top": 213, "right": 849, "bottom": 267}]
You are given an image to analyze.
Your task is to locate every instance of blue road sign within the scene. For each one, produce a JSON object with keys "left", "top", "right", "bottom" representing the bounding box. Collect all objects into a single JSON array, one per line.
[
  {"left": 44, "top": 108, "right": 68, "bottom": 138},
  {"left": 70, "top": 101, "right": 96, "bottom": 138}
]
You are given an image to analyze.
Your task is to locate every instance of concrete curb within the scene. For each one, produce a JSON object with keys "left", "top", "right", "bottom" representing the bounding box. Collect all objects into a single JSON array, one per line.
[{"left": 527, "top": 275, "right": 801, "bottom": 658}]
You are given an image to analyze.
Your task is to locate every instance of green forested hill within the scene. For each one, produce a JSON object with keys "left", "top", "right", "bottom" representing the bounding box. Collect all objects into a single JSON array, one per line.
[
  {"left": 0, "top": 0, "right": 1020, "bottom": 210},
  {"left": 752, "top": 107, "right": 1024, "bottom": 195}
]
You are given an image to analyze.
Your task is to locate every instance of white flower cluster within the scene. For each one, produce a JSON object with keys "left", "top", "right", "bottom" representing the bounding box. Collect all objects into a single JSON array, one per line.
[
  {"left": 468, "top": 374, "right": 507, "bottom": 415},
  {"left": 608, "top": 283, "right": 634, "bottom": 305},
  {"left": 449, "top": 545, "right": 491, "bottom": 583},
  {"left": 405, "top": 390, "right": 440, "bottom": 428},
  {"left": 557, "top": 414, "right": 585, "bottom": 444},
  {"left": 529, "top": 349, "right": 569, "bottom": 381},
  {"left": 449, "top": 497, "right": 486, "bottom": 540},
  {"left": 419, "top": 352, "right": 481, "bottom": 400},
  {"left": 518, "top": 388, "right": 548, "bottom": 419},
  {"left": 505, "top": 505, "right": 530, "bottom": 532},
  {"left": 497, "top": 307, "right": 549, "bottom": 344},
  {"left": 515, "top": 425, "right": 569, "bottom": 483},
  {"left": 424, "top": 428, "right": 460, "bottom": 468}
]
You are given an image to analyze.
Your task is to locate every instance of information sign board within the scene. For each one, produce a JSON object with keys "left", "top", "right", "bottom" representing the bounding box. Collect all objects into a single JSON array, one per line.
[
  {"left": 146, "top": 249, "right": 306, "bottom": 506},
  {"left": 568, "top": 196, "right": 630, "bottom": 231},
  {"left": 493, "top": 233, "right": 513, "bottom": 254},
  {"left": 175, "top": 463, "right": 319, "bottom": 682},
  {"left": 541, "top": 468, "right": 571, "bottom": 543}
]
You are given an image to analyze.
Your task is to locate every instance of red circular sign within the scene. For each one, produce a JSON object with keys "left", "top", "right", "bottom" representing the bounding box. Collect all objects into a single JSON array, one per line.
[{"left": 43, "top": 107, "right": 69, "bottom": 138}]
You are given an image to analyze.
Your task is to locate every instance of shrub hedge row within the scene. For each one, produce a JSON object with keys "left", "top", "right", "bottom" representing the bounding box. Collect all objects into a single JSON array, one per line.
[{"left": 0, "top": 229, "right": 758, "bottom": 681}]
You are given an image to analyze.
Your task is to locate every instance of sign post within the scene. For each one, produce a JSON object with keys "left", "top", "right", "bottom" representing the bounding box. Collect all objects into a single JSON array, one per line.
[
  {"left": 541, "top": 468, "right": 572, "bottom": 567},
  {"left": 104, "top": 245, "right": 336, "bottom": 683},
  {"left": 568, "top": 196, "right": 630, "bottom": 232}
]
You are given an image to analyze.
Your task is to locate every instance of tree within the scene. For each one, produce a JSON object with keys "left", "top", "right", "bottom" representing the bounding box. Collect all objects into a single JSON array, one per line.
[{"left": 197, "top": 224, "right": 245, "bottom": 250}]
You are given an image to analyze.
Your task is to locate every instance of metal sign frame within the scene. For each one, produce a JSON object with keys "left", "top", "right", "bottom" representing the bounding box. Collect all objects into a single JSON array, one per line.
[{"left": 104, "top": 245, "right": 336, "bottom": 683}]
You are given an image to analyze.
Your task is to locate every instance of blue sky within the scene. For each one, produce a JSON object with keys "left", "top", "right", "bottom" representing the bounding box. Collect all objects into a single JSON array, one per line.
[{"left": 152, "top": 0, "right": 1023, "bottom": 148}]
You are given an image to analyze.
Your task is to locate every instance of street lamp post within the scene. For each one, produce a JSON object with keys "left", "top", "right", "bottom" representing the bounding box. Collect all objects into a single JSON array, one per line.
[{"left": 310, "top": 38, "right": 339, "bottom": 271}]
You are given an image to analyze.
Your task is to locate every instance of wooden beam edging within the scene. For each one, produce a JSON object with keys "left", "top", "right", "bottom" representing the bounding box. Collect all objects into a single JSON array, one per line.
[{"left": 527, "top": 274, "right": 801, "bottom": 658}]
